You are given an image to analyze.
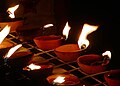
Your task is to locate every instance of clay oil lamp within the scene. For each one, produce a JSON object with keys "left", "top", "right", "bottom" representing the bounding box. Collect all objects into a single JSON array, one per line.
[
  {"left": 104, "top": 69, "right": 120, "bottom": 86},
  {"left": 54, "top": 23, "right": 99, "bottom": 62},
  {"left": 0, "top": 44, "right": 22, "bottom": 76},
  {"left": 0, "top": 25, "right": 14, "bottom": 59},
  {"left": 16, "top": 24, "right": 43, "bottom": 42},
  {"left": 23, "top": 63, "right": 53, "bottom": 79},
  {"left": 1, "top": 43, "right": 33, "bottom": 70},
  {"left": 0, "top": 4, "right": 23, "bottom": 32},
  {"left": 46, "top": 74, "right": 80, "bottom": 86},
  {"left": 77, "top": 51, "right": 111, "bottom": 74},
  {"left": 33, "top": 23, "right": 67, "bottom": 50}
]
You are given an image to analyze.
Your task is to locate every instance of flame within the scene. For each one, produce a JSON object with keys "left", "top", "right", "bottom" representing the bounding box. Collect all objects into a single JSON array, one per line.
[
  {"left": 102, "top": 51, "right": 111, "bottom": 59},
  {"left": 7, "top": 5, "right": 19, "bottom": 18},
  {"left": 27, "top": 63, "right": 41, "bottom": 70},
  {"left": 4, "top": 44, "right": 22, "bottom": 59},
  {"left": 62, "top": 22, "right": 71, "bottom": 40},
  {"left": 53, "top": 76, "right": 65, "bottom": 84},
  {"left": 0, "top": 25, "right": 11, "bottom": 44},
  {"left": 78, "top": 23, "right": 98, "bottom": 50},
  {"left": 44, "top": 24, "right": 53, "bottom": 28}
]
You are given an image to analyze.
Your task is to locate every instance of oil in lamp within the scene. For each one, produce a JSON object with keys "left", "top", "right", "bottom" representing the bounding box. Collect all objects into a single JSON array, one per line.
[{"left": 77, "top": 50, "right": 111, "bottom": 74}]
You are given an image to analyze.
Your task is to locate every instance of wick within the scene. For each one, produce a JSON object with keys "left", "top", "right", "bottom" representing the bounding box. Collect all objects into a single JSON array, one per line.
[
  {"left": 90, "top": 55, "right": 109, "bottom": 66},
  {"left": 81, "top": 44, "right": 86, "bottom": 50}
]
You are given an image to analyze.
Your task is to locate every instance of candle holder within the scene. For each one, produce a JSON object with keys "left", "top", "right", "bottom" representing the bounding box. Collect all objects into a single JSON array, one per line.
[
  {"left": 0, "top": 17, "right": 24, "bottom": 32},
  {"left": 33, "top": 35, "right": 65, "bottom": 50},
  {"left": 7, "top": 51, "right": 34, "bottom": 70},
  {"left": 77, "top": 54, "right": 110, "bottom": 74},
  {"left": 46, "top": 74, "right": 80, "bottom": 86},
  {"left": 54, "top": 44, "right": 85, "bottom": 62},
  {"left": 16, "top": 24, "right": 43, "bottom": 42},
  {"left": 104, "top": 69, "right": 120, "bottom": 86},
  {"left": 23, "top": 63, "right": 53, "bottom": 80}
]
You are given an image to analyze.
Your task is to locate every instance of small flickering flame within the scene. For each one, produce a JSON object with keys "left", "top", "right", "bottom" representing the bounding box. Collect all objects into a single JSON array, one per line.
[
  {"left": 53, "top": 76, "right": 65, "bottom": 84},
  {"left": 27, "top": 63, "right": 41, "bottom": 70},
  {"left": 102, "top": 50, "right": 111, "bottom": 59},
  {"left": 44, "top": 24, "right": 53, "bottom": 28},
  {"left": 0, "top": 25, "right": 11, "bottom": 44},
  {"left": 7, "top": 5, "right": 19, "bottom": 18},
  {"left": 4, "top": 44, "right": 22, "bottom": 59},
  {"left": 78, "top": 23, "right": 98, "bottom": 50},
  {"left": 62, "top": 22, "right": 71, "bottom": 40}
]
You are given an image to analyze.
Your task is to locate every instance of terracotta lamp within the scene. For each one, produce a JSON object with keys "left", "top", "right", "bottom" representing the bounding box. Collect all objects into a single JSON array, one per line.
[
  {"left": 104, "top": 69, "right": 120, "bottom": 86},
  {"left": 34, "top": 35, "right": 64, "bottom": 51},
  {"left": 77, "top": 51, "right": 111, "bottom": 74},
  {"left": 46, "top": 74, "right": 80, "bottom": 86},
  {"left": 23, "top": 63, "right": 53, "bottom": 79},
  {"left": 7, "top": 51, "right": 34, "bottom": 69},
  {"left": 16, "top": 24, "right": 43, "bottom": 42},
  {"left": 0, "top": 5, "right": 23, "bottom": 32}
]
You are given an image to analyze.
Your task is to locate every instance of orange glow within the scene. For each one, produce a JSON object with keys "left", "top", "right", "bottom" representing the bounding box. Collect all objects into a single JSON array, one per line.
[
  {"left": 27, "top": 63, "right": 41, "bottom": 70},
  {"left": 102, "top": 50, "right": 111, "bottom": 59},
  {"left": 0, "top": 25, "right": 11, "bottom": 44},
  {"left": 53, "top": 76, "right": 65, "bottom": 84},
  {"left": 62, "top": 22, "right": 71, "bottom": 40},
  {"left": 78, "top": 23, "right": 98, "bottom": 50},
  {"left": 7, "top": 5, "right": 19, "bottom": 18},
  {"left": 4, "top": 44, "right": 22, "bottom": 59}
]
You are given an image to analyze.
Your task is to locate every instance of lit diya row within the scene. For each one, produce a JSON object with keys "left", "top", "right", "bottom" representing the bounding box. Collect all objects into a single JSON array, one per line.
[{"left": 0, "top": 4, "right": 119, "bottom": 86}]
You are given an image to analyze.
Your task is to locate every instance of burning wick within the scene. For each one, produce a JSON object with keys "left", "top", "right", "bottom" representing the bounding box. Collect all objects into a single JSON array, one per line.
[
  {"left": 78, "top": 23, "right": 99, "bottom": 50},
  {"left": 4, "top": 44, "right": 22, "bottom": 62},
  {"left": 43, "top": 24, "right": 53, "bottom": 28},
  {"left": 26, "top": 63, "right": 41, "bottom": 71},
  {"left": 53, "top": 76, "right": 65, "bottom": 85},
  {"left": 62, "top": 22, "right": 71, "bottom": 40},
  {"left": 91, "top": 51, "right": 111, "bottom": 66},
  {"left": 7, "top": 5, "right": 19, "bottom": 18}
]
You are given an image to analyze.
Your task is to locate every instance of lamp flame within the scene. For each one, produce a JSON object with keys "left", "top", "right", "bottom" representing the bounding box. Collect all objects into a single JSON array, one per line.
[
  {"left": 62, "top": 22, "right": 71, "bottom": 40},
  {"left": 0, "top": 25, "right": 11, "bottom": 44},
  {"left": 44, "top": 24, "right": 53, "bottom": 28},
  {"left": 53, "top": 76, "right": 65, "bottom": 84},
  {"left": 7, "top": 5, "right": 19, "bottom": 18},
  {"left": 78, "top": 23, "right": 98, "bottom": 50},
  {"left": 27, "top": 63, "right": 41, "bottom": 70},
  {"left": 102, "top": 50, "right": 111, "bottom": 59},
  {"left": 4, "top": 44, "right": 22, "bottom": 59}
]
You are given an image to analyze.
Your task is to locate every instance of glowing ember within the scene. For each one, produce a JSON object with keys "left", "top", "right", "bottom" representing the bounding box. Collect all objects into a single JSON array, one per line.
[
  {"left": 0, "top": 25, "right": 11, "bottom": 44},
  {"left": 53, "top": 76, "right": 65, "bottom": 84},
  {"left": 7, "top": 5, "right": 19, "bottom": 18},
  {"left": 62, "top": 22, "right": 71, "bottom": 40},
  {"left": 102, "top": 50, "right": 111, "bottom": 59},
  {"left": 27, "top": 63, "right": 41, "bottom": 70},
  {"left": 4, "top": 44, "right": 22, "bottom": 59},
  {"left": 44, "top": 24, "right": 53, "bottom": 28},
  {"left": 78, "top": 23, "right": 98, "bottom": 50}
]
